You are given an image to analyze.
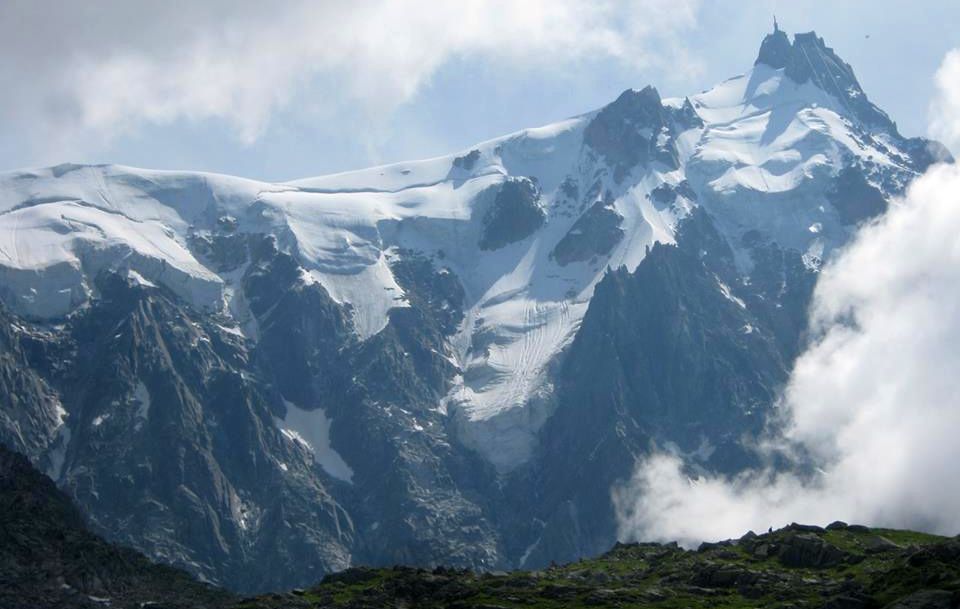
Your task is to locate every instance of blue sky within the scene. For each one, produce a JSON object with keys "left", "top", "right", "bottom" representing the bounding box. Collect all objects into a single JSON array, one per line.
[{"left": 2, "top": 1, "right": 957, "bottom": 181}]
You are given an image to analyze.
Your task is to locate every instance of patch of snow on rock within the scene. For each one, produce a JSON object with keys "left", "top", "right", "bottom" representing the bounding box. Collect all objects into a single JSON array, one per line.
[{"left": 276, "top": 400, "right": 354, "bottom": 483}]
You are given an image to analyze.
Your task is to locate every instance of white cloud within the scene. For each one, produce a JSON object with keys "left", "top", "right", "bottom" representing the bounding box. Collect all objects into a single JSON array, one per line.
[
  {"left": 614, "top": 48, "right": 960, "bottom": 545},
  {"left": 0, "top": 0, "right": 700, "bottom": 161},
  {"left": 929, "top": 49, "right": 960, "bottom": 153}
]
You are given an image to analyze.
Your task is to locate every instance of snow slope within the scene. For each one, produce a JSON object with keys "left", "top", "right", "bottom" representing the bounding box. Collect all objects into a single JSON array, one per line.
[{"left": 683, "top": 63, "right": 911, "bottom": 265}]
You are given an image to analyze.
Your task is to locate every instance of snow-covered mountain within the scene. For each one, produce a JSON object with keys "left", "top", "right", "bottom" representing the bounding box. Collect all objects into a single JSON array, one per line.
[{"left": 0, "top": 26, "right": 950, "bottom": 591}]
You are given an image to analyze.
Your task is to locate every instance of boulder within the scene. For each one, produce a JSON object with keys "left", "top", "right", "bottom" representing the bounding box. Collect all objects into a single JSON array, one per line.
[
  {"left": 864, "top": 536, "right": 902, "bottom": 554},
  {"left": 778, "top": 533, "right": 847, "bottom": 568}
]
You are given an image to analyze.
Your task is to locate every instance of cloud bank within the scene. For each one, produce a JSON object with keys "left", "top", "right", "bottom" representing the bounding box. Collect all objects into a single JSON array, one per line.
[
  {"left": 0, "top": 0, "right": 699, "bottom": 161},
  {"left": 614, "top": 49, "right": 960, "bottom": 546}
]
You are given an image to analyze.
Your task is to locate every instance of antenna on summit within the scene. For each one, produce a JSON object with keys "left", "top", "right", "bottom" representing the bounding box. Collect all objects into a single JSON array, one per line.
[{"left": 773, "top": 15, "right": 780, "bottom": 32}]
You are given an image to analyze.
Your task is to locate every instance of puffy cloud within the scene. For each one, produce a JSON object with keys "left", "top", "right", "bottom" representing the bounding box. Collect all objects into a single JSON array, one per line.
[
  {"left": 930, "top": 49, "right": 960, "bottom": 153},
  {"left": 0, "top": 0, "right": 700, "bottom": 158},
  {"left": 614, "top": 49, "right": 960, "bottom": 545}
]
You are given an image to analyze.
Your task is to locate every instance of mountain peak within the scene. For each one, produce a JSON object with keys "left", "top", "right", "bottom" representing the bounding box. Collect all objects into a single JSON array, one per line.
[
  {"left": 754, "top": 26, "right": 896, "bottom": 133},
  {"left": 612, "top": 85, "right": 663, "bottom": 108},
  {"left": 584, "top": 85, "right": 676, "bottom": 181}
]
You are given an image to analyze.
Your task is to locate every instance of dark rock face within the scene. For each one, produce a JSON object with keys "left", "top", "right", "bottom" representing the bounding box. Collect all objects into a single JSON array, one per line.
[
  {"left": 526, "top": 209, "right": 796, "bottom": 566},
  {"left": 236, "top": 241, "right": 504, "bottom": 575},
  {"left": 478, "top": 177, "right": 546, "bottom": 250},
  {"left": 244, "top": 235, "right": 356, "bottom": 411},
  {"left": 243, "top": 243, "right": 504, "bottom": 577},
  {"left": 54, "top": 271, "right": 355, "bottom": 593},
  {"left": 332, "top": 255, "right": 502, "bottom": 572},
  {"left": 738, "top": 230, "right": 819, "bottom": 361},
  {"left": 0, "top": 306, "right": 63, "bottom": 467},
  {"left": 389, "top": 250, "right": 465, "bottom": 336},
  {"left": 0, "top": 443, "right": 230, "bottom": 609},
  {"left": 827, "top": 166, "right": 890, "bottom": 226},
  {"left": 584, "top": 86, "right": 700, "bottom": 183},
  {"left": 551, "top": 199, "right": 625, "bottom": 266}
]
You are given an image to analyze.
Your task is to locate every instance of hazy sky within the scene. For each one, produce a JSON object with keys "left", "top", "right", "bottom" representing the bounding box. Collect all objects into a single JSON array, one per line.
[{"left": 2, "top": 1, "right": 958, "bottom": 181}]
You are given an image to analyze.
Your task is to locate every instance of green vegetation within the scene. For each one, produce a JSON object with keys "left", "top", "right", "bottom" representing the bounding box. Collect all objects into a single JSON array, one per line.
[{"left": 235, "top": 522, "right": 960, "bottom": 609}]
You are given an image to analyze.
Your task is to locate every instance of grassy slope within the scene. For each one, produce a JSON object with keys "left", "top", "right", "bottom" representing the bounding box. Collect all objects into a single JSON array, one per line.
[{"left": 235, "top": 524, "right": 960, "bottom": 609}]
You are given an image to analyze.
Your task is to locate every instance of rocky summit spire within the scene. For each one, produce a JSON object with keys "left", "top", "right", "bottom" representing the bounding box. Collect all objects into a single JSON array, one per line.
[
  {"left": 755, "top": 26, "right": 896, "bottom": 133},
  {"left": 755, "top": 20, "right": 791, "bottom": 68}
]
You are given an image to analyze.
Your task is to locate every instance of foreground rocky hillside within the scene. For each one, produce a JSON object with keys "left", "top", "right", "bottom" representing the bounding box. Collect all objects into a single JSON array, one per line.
[{"left": 237, "top": 524, "right": 960, "bottom": 609}]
